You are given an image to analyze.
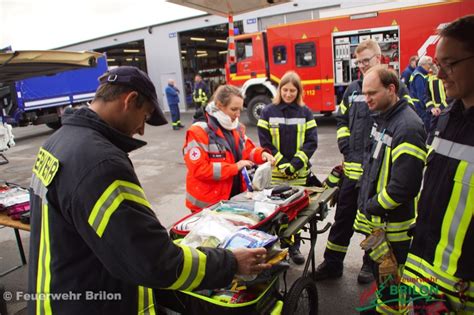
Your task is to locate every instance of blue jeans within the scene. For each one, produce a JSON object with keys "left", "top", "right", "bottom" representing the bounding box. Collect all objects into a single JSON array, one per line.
[{"left": 169, "top": 103, "right": 180, "bottom": 126}]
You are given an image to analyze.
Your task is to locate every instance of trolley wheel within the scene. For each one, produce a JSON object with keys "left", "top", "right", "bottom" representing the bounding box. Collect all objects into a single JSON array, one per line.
[{"left": 282, "top": 276, "right": 318, "bottom": 315}]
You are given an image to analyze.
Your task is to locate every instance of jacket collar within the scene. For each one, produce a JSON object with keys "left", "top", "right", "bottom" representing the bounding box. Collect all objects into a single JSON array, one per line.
[
  {"left": 450, "top": 99, "right": 474, "bottom": 122},
  {"left": 62, "top": 107, "right": 147, "bottom": 153},
  {"left": 414, "top": 66, "right": 428, "bottom": 75},
  {"left": 373, "top": 98, "right": 407, "bottom": 123}
]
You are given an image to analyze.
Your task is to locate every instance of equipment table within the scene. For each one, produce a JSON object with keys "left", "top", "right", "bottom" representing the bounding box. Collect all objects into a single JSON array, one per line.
[{"left": 0, "top": 211, "right": 30, "bottom": 276}]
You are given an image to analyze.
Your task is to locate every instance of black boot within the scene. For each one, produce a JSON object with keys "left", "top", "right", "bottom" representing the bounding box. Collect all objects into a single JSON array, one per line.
[
  {"left": 357, "top": 254, "right": 375, "bottom": 284},
  {"left": 313, "top": 260, "right": 343, "bottom": 280},
  {"left": 289, "top": 235, "right": 305, "bottom": 265}
]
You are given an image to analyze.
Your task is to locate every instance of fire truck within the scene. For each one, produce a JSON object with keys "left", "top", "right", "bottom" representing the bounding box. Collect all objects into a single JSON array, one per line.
[{"left": 225, "top": 0, "right": 474, "bottom": 124}]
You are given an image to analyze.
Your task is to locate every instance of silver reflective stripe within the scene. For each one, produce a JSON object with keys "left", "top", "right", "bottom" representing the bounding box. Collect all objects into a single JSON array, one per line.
[
  {"left": 268, "top": 117, "right": 306, "bottom": 125},
  {"left": 176, "top": 247, "right": 200, "bottom": 290},
  {"left": 371, "top": 128, "right": 393, "bottom": 146},
  {"left": 31, "top": 174, "right": 47, "bottom": 200},
  {"left": 193, "top": 121, "right": 208, "bottom": 131},
  {"left": 186, "top": 192, "right": 211, "bottom": 209},
  {"left": 350, "top": 95, "right": 366, "bottom": 103},
  {"left": 405, "top": 255, "right": 474, "bottom": 295},
  {"left": 209, "top": 144, "right": 220, "bottom": 152},
  {"left": 440, "top": 163, "right": 474, "bottom": 271},
  {"left": 431, "top": 137, "right": 474, "bottom": 164},
  {"left": 90, "top": 186, "right": 144, "bottom": 232},
  {"left": 212, "top": 163, "right": 222, "bottom": 181},
  {"left": 183, "top": 140, "right": 208, "bottom": 154}
]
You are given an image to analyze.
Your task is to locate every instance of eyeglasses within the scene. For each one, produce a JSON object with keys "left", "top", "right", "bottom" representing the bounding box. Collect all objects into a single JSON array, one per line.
[
  {"left": 434, "top": 55, "right": 474, "bottom": 75},
  {"left": 355, "top": 55, "right": 377, "bottom": 66}
]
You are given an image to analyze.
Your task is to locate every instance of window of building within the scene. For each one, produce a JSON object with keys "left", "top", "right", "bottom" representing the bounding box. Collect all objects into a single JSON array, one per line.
[
  {"left": 295, "top": 42, "right": 316, "bottom": 67},
  {"left": 273, "top": 46, "right": 287, "bottom": 64},
  {"left": 236, "top": 39, "right": 253, "bottom": 61}
]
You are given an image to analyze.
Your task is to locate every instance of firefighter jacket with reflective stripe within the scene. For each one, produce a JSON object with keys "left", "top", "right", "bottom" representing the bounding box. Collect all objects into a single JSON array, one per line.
[
  {"left": 184, "top": 113, "right": 267, "bottom": 212},
  {"left": 28, "top": 108, "right": 237, "bottom": 315},
  {"left": 257, "top": 102, "right": 318, "bottom": 186},
  {"left": 336, "top": 79, "right": 411, "bottom": 181},
  {"left": 409, "top": 66, "right": 429, "bottom": 112},
  {"left": 354, "top": 99, "right": 427, "bottom": 242},
  {"left": 192, "top": 81, "right": 209, "bottom": 106},
  {"left": 425, "top": 74, "right": 448, "bottom": 110},
  {"left": 402, "top": 100, "right": 474, "bottom": 312}
]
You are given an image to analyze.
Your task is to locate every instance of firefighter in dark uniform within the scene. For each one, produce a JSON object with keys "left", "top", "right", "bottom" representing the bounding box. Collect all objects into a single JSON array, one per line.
[
  {"left": 257, "top": 71, "right": 319, "bottom": 265},
  {"left": 401, "top": 15, "right": 474, "bottom": 314},
  {"left": 425, "top": 65, "right": 449, "bottom": 138},
  {"left": 192, "top": 74, "right": 209, "bottom": 109},
  {"left": 409, "top": 55, "right": 433, "bottom": 130},
  {"left": 356, "top": 65, "right": 426, "bottom": 313},
  {"left": 28, "top": 66, "right": 270, "bottom": 315},
  {"left": 314, "top": 39, "right": 412, "bottom": 284}
]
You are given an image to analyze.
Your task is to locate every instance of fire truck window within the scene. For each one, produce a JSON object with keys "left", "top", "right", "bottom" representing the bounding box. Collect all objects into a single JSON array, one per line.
[
  {"left": 236, "top": 39, "right": 253, "bottom": 62},
  {"left": 295, "top": 42, "right": 316, "bottom": 67},
  {"left": 273, "top": 46, "right": 287, "bottom": 64}
]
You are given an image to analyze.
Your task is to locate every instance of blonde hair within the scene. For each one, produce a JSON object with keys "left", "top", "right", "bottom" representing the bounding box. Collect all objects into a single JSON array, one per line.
[
  {"left": 211, "top": 85, "right": 243, "bottom": 107},
  {"left": 355, "top": 39, "right": 381, "bottom": 56},
  {"left": 273, "top": 71, "right": 304, "bottom": 106}
]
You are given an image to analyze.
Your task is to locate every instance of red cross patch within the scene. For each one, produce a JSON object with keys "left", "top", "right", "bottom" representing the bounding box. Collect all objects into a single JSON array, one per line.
[{"left": 189, "top": 147, "right": 201, "bottom": 161}]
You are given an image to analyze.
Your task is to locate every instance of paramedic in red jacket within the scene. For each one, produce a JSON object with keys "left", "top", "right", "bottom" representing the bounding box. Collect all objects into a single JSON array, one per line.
[{"left": 184, "top": 85, "right": 275, "bottom": 213}]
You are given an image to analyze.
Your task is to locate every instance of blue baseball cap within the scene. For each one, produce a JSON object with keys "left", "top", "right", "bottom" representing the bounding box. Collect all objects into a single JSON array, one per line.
[{"left": 99, "top": 66, "right": 167, "bottom": 126}]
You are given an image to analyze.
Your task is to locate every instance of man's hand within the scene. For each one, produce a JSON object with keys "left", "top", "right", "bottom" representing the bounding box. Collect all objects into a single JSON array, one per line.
[
  {"left": 431, "top": 107, "right": 442, "bottom": 116},
  {"left": 231, "top": 248, "right": 272, "bottom": 275},
  {"left": 262, "top": 152, "right": 276, "bottom": 166},
  {"left": 236, "top": 160, "right": 254, "bottom": 171}
]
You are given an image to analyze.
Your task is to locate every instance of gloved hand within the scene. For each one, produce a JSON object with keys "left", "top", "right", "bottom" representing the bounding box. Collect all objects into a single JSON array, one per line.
[{"left": 282, "top": 164, "right": 298, "bottom": 179}]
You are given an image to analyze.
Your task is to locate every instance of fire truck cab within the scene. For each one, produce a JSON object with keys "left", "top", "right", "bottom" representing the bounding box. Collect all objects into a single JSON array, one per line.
[{"left": 225, "top": 0, "right": 474, "bottom": 125}]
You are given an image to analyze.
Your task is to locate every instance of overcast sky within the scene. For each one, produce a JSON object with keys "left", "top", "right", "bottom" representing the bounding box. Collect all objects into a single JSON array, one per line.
[{"left": 0, "top": 0, "right": 204, "bottom": 50}]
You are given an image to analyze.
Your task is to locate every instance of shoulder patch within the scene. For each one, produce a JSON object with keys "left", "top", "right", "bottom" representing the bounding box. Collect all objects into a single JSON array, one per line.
[
  {"left": 189, "top": 147, "right": 201, "bottom": 161},
  {"left": 32, "top": 147, "right": 60, "bottom": 186}
]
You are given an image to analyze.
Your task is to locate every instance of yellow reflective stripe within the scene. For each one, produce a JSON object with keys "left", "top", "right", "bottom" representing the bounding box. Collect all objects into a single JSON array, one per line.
[
  {"left": 166, "top": 245, "right": 207, "bottom": 291},
  {"left": 270, "top": 125, "right": 280, "bottom": 150},
  {"left": 369, "top": 240, "right": 389, "bottom": 261},
  {"left": 404, "top": 94, "right": 414, "bottom": 107},
  {"left": 294, "top": 150, "right": 309, "bottom": 167},
  {"left": 392, "top": 142, "right": 427, "bottom": 163},
  {"left": 434, "top": 161, "right": 474, "bottom": 274},
  {"left": 257, "top": 119, "right": 269, "bottom": 130},
  {"left": 386, "top": 218, "right": 415, "bottom": 232},
  {"left": 376, "top": 147, "right": 391, "bottom": 193},
  {"left": 138, "top": 286, "right": 156, "bottom": 315},
  {"left": 36, "top": 202, "right": 53, "bottom": 315},
  {"left": 412, "top": 98, "right": 420, "bottom": 102},
  {"left": 353, "top": 210, "right": 372, "bottom": 234},
  {"left": 326, "top": 240, "right": 348, "bottom": 253},
  {"left": 305, "top": 119, "right": 317, "bottom": 129},
  {"left": 296, "top": 123, "right": 305, "bottom": 152},
  {"left": 339, "top": 100, "right": 347, "bottom": 114},
  {"left": 88, "top": 180, "right": 151, "bottom": 237},
  {"left": 274, "top": 152, "right": 284, "bottom": 165},
  {"left": 386, "top": 230, "right": 411, "bottom": 242},
  {"left": 377, "top": 188, "right": 401, "bottom": 210},
  {"left": 336, "top": 126, "right": 350, "bottom": 139},
  {"left": 343, "top": 161, "right": 363, "bottom": 179}
]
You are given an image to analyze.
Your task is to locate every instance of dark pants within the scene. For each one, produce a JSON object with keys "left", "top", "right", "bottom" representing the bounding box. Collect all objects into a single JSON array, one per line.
[
  {"left": 169, "top": 103, "right": 180, "bottom": 126},
  {"left": 323, "top": 175, "right": 359, "bottom": 269}
]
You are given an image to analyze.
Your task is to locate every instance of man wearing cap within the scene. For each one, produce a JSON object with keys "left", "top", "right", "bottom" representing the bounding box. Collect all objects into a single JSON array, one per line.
[{"left": 27, "top": 66, "right": 271, "bottom": 315}]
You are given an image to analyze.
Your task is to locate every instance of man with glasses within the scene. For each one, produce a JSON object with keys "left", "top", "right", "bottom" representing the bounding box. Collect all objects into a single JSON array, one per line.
[
  {"left": 314, "top": 39, "right": 411, "bottom": 284},
  {"left": 401, "top": 15, "right": 474, "bottom": 313},
  {"left": 409, "top": 55, "right": 434, "bottom": 130}
]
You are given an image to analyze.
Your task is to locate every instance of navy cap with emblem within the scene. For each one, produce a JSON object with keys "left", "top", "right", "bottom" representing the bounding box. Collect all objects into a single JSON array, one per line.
[{"left": 99, "top": 66, "right": 167, "bottom": 126}]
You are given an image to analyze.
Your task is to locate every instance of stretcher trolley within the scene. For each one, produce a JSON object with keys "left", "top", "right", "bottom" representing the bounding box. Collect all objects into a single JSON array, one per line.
[{"left": 168, "top": 185, "right": 338, "bottom": 315}]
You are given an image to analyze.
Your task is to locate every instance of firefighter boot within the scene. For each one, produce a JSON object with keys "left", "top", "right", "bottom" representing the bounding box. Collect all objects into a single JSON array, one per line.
[
  {"left": 289, "top": 235, "right": 305, "bottom": 265},
  {"left": 313, "top": 260, "right": 343, "bottom": 281},
  {"left": 357, "top": 254, "right": 375, "bottom": 284}
]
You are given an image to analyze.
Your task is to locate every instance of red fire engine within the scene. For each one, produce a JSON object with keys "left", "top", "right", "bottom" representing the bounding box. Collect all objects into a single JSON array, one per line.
[{"left": 225, "top": 0, "right": 474, "bottom": 124}]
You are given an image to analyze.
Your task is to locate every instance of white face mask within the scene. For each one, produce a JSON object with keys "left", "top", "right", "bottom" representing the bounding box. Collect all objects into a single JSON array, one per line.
[{"left": 213, "top": 109, "right": 239, "bottom": 130}]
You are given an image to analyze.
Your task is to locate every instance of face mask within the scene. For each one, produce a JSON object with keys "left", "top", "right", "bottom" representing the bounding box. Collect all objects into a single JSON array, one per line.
[{"left": 213, "top": 110, "right": 239, "bottom": 130}]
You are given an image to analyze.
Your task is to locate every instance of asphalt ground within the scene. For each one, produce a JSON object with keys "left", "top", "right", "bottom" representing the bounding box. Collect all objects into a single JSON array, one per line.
[{"left": 0, "top": 110, "right": 370, "bottom": 315}]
